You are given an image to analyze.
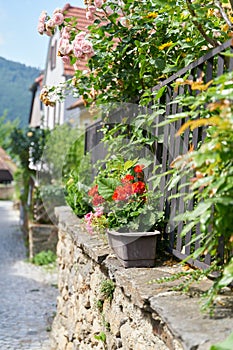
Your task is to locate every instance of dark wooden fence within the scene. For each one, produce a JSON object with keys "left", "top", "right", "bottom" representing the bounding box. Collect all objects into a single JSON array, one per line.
[{"left": 85, "top": 39, "right": 233, "bottom": 269}]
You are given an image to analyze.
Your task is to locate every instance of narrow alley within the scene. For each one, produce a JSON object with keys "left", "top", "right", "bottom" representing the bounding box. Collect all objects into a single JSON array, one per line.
[{"left": 0, "top": 200, "right": 58, "bottom": 350}]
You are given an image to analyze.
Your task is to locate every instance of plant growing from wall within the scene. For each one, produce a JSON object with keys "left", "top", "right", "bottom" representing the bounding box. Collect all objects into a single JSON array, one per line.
[
  {"left": 31, "top": 249, "right": 57, "bottom": 266},
  {"left": 94, "top": 278, "right": 115, "bottom": 346}
]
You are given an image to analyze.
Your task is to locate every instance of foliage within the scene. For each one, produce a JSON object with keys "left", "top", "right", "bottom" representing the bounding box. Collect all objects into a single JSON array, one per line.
[
  {"left": 40, "top": 123, "right": 84, "bottom": 183},
  {"left": 94, "top": 331, "right": 106, "bottom": 343},
  {"left": 65, "top": 169, "right": 92, "bottom": 218},
  {"left": 210, "top": 331, "right": 233, "bottom": 350},
  {"left": 100, "top": 279, "right": 115, "bottom": 301},
  {"left": 0, "top": 57, "right": 40, "bottom": 127},
  {"left": 39, "top": 1, "right": 233, "bottom": 107},
  {"left": 156, "top": 71, "right": 233, "bottom": 309},
  {"left": 9, "top": 126, "right": 49, "bottom": 205},
  {"left": 0, "top": 112, "right": 19, "bottom": 151},
  {"left": 10, "top": 126, "right": 49, "bottom": 168},
  {"left": 31, "top": 250, "right": 57, "bottom": 266}
]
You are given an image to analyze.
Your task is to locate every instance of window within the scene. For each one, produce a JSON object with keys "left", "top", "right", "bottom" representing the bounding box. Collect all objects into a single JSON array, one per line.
[{"left": 50, "top": 40, "right": 57, "bottom": 70}]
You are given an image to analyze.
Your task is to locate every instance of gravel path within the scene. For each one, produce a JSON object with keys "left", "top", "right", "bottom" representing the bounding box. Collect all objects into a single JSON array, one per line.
[{"left": 0, "top": 200, "right": 58, "bottom": 350}]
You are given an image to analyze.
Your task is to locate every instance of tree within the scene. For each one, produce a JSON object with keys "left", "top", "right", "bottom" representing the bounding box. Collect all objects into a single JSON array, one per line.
[{"left": 0, "top": 111, "right": 19, "bottom": 151}]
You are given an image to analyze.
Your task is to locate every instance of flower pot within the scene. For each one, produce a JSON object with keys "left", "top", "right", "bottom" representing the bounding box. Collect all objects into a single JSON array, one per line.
[{"left": 107, "top": 230, "right": 160, "bottom": 268}]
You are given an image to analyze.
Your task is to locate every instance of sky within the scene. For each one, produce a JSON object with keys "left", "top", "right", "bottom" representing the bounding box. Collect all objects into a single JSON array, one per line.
[{"left": 0, "top": 0, "right": 85, "bottom": 70}]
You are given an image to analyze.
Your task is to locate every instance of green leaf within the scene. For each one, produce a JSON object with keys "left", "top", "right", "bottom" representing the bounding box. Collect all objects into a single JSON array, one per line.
[
  {"left": 97, "top": 177, "right": 119, "bottom": 200},
  {"left": 153, "top": 86, "right": 167, "bottom": 101},
  {"left": 210, "top": 331, "right": 233, "bottom": 350},
  {"left": 174, "top": 201, "right": 212, "bottom": 222},
  {"left": 124, "top": 159, "right": 138, "bottom": 171}
]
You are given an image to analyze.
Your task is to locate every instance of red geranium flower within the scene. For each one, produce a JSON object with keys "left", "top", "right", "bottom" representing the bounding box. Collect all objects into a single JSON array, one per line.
[
  {"left": 92, "top": 193, "right": 105, "bottom": 206},
  {"left": 132, "top": 181, "right": 146, "bottom": 194},
  {"left": 112, "top": 183, "right": 133, "bottom": 201},
  {"left": 134, "top": 164, "right": 145, "bottom": 173},
  {"left": 121, "top": 174, "right": 134, "bottom": 183},
  {"left": 88, "top": 184, "right": 98, "bottom": 197}
]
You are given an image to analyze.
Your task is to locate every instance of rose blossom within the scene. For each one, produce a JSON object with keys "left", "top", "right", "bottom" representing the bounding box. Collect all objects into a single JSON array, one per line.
[
  {"left": 105, "top": 6, "right": 114, "bottom": 16},
  {"left": 52, "top": 12, "right": 64, "bottom": 26},
  {"left": 37, "top": 22, "right": 45, "bottom": 35},
  {"left": 45, "top": 18, "right": 55, "bottom": 32},
  {"left": 86, "top": 10, "right": 94, "bottom": 21},
  {"left": 62, "top": 55, "right": 70, "bottom": 64},
  {"left": 38, "top": 10, "right": 47, "bottom": 23},
  {"left": 73, "top": 45, "right": 85, "bottom": 59},
  {"left": 75, "top": 31, "right": 87, "bottom": 42},
  {"left": 81, "top": 40, "right": 94, "bottom": 55},
  {"left": 53, "top": 8, "right": 63, "bottom": 14},
  {"left": 37, "top": 10, "right": 47, "bottom": 34},
  {"left": 94, "top": 0, "right": 103, "bottom": 8},
  {"left": 58, "top": 37, "right": 72, "bottom": 56},
  {"left": 88, "top": 5, "right": 96, "bottom": 14},
  {"left": 61, "top": 27, "right": 71, "bottom": 40}
]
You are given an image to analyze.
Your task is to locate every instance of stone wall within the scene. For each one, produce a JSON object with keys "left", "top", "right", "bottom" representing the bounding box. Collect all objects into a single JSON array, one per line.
[
  {"left": 0, "top": 184, "right": 14, "bottom": 199},
  {"left": 28, "top": 223, "right": 58, "bottom": 259},
  {"left": 50, "top": 206, "right": 233, "bottom": 350}
]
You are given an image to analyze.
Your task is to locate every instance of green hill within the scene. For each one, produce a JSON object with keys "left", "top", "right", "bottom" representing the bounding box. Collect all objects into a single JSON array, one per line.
[{"left": 0, "top": 57, "right": 40, "bottom": 127}]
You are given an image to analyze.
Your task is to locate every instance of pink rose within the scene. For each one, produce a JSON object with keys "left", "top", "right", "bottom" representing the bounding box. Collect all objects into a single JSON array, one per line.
[
  {"left": 37, "top": 22, "right": 45, "bottom": 35},
  {"left": 88, "top": 5, "right": 96, "bottom": 14},
  {"left": 38, "top": 10, "right": 47, "bottom": 23},
  {"left": 58, "top": 38, "right": 72, "bottom": 55},
  {"left": 74, "top": 32, "right": 86, "bottom": 44},
  {"left": 105, "top": 6, "right": 114, "bottom": 16},
  {"left": 81, "top": 40, "right": 93, "bottom": 55},
  {"left": 46, "top": 18, "right": 55, "bottom": 31},
  {"left": 73, "top": 44, "right": 85, "bottom": 59},
  {"left": 52, "top": 12, "right": 64, "bottom": 26},
  {"left": 53, "top": 8, "right": 63, "bottom": 14},
  {"left": 61, "top": 27, "right": 71, "bottom": 39},
  {"left": 61, "top": 55, "right": 70, "bottom": 64},
  {"left": 94, "top": 0, "right": 103, "bottom": 8},
  {"left": 86, "top": 10, "right": 94, "bottom": 21}
]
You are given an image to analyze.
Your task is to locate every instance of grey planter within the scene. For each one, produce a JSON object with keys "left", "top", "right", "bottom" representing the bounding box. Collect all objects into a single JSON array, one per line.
[{"left": 107, "top": 230, "right": 160, "bottom": 268}]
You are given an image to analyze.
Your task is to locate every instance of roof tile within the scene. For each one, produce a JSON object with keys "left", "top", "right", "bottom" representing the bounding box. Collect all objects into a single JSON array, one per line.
[{"left": 62, "top": 4, "right": 93, "bottom": 76}]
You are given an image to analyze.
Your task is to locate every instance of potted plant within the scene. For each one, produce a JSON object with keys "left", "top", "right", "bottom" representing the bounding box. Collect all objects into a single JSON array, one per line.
[{"left": 84, "top": 157, "right": 163, "bottom": 267}]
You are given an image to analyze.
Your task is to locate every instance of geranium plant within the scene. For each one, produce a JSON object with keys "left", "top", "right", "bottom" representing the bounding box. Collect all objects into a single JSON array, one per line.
[{"left": 84, "top": 157, "right": 163, "bottom": 234}]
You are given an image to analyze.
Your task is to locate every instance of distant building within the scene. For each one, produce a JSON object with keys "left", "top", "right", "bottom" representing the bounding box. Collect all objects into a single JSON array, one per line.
[
  {"left": 29, "top": 73, "right": 44, "bottom": 128},
  {"left": 0, "top": 147, "right": 16, "bottom": 184},
  {"left": 29, "top": 3, "right": 94, "bottom": 130}
]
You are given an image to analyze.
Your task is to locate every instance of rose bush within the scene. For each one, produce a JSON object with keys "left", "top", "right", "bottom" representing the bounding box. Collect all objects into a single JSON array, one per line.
[{"left": 38, "top": 1, "right": 233, "bottom": 107}]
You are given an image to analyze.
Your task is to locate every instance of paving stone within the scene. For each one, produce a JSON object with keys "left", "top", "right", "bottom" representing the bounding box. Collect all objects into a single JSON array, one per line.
[{"left": 0, "top": 200, "right": 58, "bottom": 349}]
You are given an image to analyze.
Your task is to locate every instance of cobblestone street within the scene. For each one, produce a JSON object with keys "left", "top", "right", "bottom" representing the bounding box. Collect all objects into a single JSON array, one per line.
[{"left": 0, "top": 201, "right": 58, "bottom": 350}]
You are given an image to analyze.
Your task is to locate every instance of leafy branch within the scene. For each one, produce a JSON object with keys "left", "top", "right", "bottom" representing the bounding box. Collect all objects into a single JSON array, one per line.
[{"left": 186, "top": 0, "right": 219, "bottom": 47}]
